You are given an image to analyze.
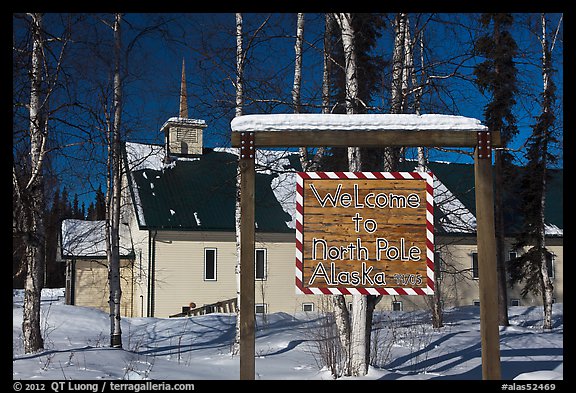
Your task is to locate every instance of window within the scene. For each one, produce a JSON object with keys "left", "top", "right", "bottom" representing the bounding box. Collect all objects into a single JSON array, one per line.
[
  {"left": 138, "top": 250, "right": 143, "bottom": 280},
  {"left": 204, "top": 248, "right": 217, "bottom": 281},
  {"left": 255, "top": 303, "right": 267, "bottom": 314},
  {"left": 302, "top": 303, "right": 314, "bottom": 312},
  {"left": 256, "top": 249, "right": 267, "bottom": 280},
  {"left": 510, "top": 299, "right": 520, "bottom": 307},
  {"left": 473, "top": 300, "right": 480, "bottom": 306},
  {"left": 472, "top": 252, "right": 479, "bottom": 279},
  {"left": 546, "top": 252, "right": 555, "bottom": 278},
  {"left": 392, "top": 301, "right": 403, "bottom": 311},
  {"left": 507, "top": 252, "right": 517, "bottom": 279},
  {"left": 434, "top": 251, "right": 442, "bottom": 280}
]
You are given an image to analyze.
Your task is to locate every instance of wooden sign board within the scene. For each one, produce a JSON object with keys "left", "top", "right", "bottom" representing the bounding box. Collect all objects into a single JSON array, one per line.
[{"left": 295, "top": 172, "right": 434, "bottom": 295}]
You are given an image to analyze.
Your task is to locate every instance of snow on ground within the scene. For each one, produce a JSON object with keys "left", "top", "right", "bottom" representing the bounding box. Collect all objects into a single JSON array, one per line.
[{"left": 13, "top": 289, "right": 563, "bottom": 381}]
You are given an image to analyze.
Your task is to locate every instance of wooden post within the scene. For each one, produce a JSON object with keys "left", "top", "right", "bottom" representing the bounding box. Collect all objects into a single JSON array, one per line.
[
  {"left": 474, "top": 131, "right": 501, "bottom": 380},
  {"left": 239, "top": 132, "right": 255, "bottom": 380}
]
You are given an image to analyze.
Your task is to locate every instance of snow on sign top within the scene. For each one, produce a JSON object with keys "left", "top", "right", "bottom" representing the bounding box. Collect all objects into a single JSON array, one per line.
[{"left": 231, "top": 113, "right": 487, "bottom": 132}]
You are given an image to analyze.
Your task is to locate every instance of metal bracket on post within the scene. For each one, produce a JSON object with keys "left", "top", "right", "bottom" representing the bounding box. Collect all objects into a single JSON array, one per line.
[
  {"left": 477, "top": 131, "right": 492, "bottom": 160},
  {"left": 240, "top": 131, "right": 255, "bottom": 160}
]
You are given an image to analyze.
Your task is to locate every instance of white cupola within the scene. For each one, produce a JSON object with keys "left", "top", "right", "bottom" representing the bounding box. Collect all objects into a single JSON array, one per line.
[{"left": 161, "top": 58, "right": 206, "bottom": 158}]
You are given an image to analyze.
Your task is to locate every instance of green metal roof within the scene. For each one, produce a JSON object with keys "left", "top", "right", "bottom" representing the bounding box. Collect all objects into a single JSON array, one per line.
[
  {"left": 398, "top": 160, "right": 563, "bottom": 235},
  {"left": 129, "top": 148, "right": 293, "bottom": 232},
  {"left": 125, "top": 142, "right": 562, "bottom": 236}
]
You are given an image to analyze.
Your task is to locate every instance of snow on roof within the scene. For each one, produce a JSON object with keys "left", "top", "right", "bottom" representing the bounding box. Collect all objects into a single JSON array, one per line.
[
  {"left": 214, "top": 147, "right": 297, "bottom": 229},
  {"left": 231, "top": 113, "right": 487, "bottom": 132},
  {"left": 215, "top": 148, "right": 479, "bottom": 233},
  {"left": 160, "top": 117, "right": 207, "bottom": 131},
  {"left": 60, "top": 219, "right": 133, "bottom": 258},
  {"left": 127, "top": 142, "right": 560, "bottom": 236},
  {"left": 545, "top": 223, "right": 563, "bottom": 237},
  {"left": 433, "top": 174, "right": 477, "bottom": 233},
  {"left": 125, "top": 142, "right": 165, "bottom": 172}
]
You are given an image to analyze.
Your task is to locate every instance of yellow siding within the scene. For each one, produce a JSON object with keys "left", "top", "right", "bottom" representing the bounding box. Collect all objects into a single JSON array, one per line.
[
  {"left": 74, "top": 259, "right": 134, "bottom": 317},
  {"left": 506, "top": 240, "right": 563, "bottom": 306},
  {"left": 254, "top": 236, "right": 299, "bottom": 314},
  {"left": 153, "top": 232, "right": 238, "bottom": 317},
  {"left": 148, "top": 231, "right": 564, "bottom": 317},
  {"left": 371, "top": 237, "right": 564, "bottom": 312},
  {"left": 127, "top": 225, "right": 563, "bottom": 317},
  {"left": 152, "top": 231, "right": 302, "bottom": 317}
]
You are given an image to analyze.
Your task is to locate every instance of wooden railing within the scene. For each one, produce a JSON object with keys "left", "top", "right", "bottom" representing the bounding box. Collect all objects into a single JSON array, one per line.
[{"left": 169, "top": 298, "right": 238, "bottom": 318}]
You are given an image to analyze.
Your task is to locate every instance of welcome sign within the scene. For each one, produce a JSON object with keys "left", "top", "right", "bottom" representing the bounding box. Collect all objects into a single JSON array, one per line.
[{"left": 295, "top": 172, "right": 435, "bottom": 295}]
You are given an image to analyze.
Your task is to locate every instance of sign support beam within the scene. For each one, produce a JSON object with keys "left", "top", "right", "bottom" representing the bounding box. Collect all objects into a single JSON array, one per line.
[
  {"left": 232, "top": 129, "right": 501, "bottom": 148},
  {"left": 474, "top": 131, "right": 501, "bottom": 380},
  {"left": 239, "top": 132, "right": 255, "bottom": 381}
]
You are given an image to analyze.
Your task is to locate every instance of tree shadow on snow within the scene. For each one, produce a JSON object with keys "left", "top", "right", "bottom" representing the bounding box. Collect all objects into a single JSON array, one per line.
[
  {"left": 132, "top": 314, "right": 237, "bottom": 356},
  {"left": 379, "top": 338, "right": 563, "bottom": 380}
]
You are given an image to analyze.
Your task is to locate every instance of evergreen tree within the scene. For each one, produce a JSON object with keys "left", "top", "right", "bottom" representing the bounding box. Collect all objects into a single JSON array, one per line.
[
  {"left": 95, "top": 185, "right": 106, "bottom": 220},
  {"left": 72, "top": 193, "right": 80, "bottom": 218},
  {"left": 51, "top": 188, "right": 61, "bottom": 216},
  {"left": 86, "top": 202, "right": 96, "bottom": 220},
  {"left": 44, "top": 187, "right": 65, "bottom": 287},
  {"left": 509, "top": 14, "right": 558, "bottom": 329},
  {"left": 60, "top": 187, "right": 71, "bottom": 218},
  {"left": 473, "top": 13, "right": 519, "bottom": 326}
]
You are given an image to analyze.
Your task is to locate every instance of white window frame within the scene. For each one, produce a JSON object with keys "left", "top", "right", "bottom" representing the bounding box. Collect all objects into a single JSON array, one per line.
[
  {"left": 435, "top": 250, "right": 442, "bottom": 280},
  {"left": 302, "top": 302, "right": 314, "bottom": 312},
  {"left": 392, "top": 301, "right": 403, "bottom": 312},
  {"left": 507, "top": 251, "right": 517, "bottom": 279},
  {"left": 546, "top": 252, "right": 555, "bottom": 279},
  {"left": 472, "top": 252, "right": 479, "bottom": 279},
  {"left": 255, "top": 248, "right": 267, "bottom": 280},
  {"left": 204, "top": 248, "right": 217, "bottom": 281}
]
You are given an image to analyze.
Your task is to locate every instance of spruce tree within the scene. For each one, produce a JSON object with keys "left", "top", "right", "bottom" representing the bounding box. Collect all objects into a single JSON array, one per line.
[
  {"left": 95, "top": 186, "right": 106, "bottom": 220},
  {"left": 87, "top": 202, "right": 96, "bottom": 220},
  {"left": 473, "top": 13, "right": 519, "bottom": 326},
  {"left": 509, "top": 14, "right": 558, "bottom": 329}
]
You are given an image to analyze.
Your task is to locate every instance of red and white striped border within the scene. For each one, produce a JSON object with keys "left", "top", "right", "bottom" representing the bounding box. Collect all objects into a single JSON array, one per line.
[{"left": 295, "top": 171, "right": 434, "bottom": 296}]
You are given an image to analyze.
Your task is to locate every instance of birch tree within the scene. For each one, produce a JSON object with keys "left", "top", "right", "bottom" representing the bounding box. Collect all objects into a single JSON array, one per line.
[
  {"left": 293, "top": 13, "right": 309, "bottom": 171},
  {"left": 14, "top": 12, "right": 73, "bottom": 353},
  {"left": 394, "top": 14, "right": 444, "bottom": 328},
  {"left": 105, "top": 12, "right": 124, "bottom": 348},
  {"left": 297, "top": 13, "right": 328, "bottom": 172},
  {"left": 232, "top": 12, "right": 244, "bottom": 356},
  {"left": 510, "top": 13, "right": 561, "bottom": 330},
  {"left": 333, "top": 12, "right": 369, "bottom": 377},
  {"left": 383, "top": 13, "right": 409, "bottom": 171},
  {"left": 17, "top": 12, "right": 46, "bottom": 354}
]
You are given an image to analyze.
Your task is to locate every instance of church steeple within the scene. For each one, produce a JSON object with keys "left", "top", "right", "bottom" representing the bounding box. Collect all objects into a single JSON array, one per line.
[
  {"left": 179, "top": 58, "right": 188, "bottom": 118},
  {"left": 160, "top": 58, "right": 207, "bottom": 158}
]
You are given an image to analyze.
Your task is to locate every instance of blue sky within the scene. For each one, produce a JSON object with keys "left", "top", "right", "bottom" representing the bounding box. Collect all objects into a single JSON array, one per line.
[
  {"left": 13, "top": 13, "right": 564, "bottom": 208},
  {"left": 120, "top": 13, "right": 563, "bottom": 164}
]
